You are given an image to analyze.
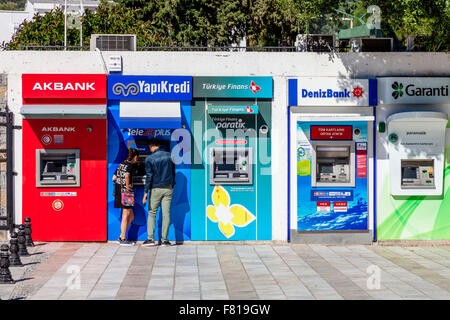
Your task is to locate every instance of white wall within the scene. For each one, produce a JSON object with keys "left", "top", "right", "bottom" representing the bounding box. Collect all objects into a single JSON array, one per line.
[
  {"left": 0, "top": 51, "right": 449, "bottom": 240},
  {"left": 0, "top": 10, "right": 33, "bottom": 44}
]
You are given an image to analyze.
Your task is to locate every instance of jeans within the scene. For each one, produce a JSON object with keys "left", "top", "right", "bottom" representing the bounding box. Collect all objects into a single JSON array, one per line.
[{"left": 147, "top": 185, "right": 173, "bottom": 241}]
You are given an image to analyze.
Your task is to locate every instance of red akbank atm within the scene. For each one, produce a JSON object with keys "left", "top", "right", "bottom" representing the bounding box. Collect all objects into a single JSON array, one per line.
[{"left": 21, "top": 74, "right": 107, "bottom": 241}]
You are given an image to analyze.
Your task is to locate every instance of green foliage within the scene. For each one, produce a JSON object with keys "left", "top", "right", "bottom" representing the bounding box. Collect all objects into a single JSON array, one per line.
[
  {"left": 0, "top": 0, "right": 26, "bottom": 10},
  {"left": 3, "top": 8, "right": 82, "bottom": 49},
  {"left": 2, "top": 0, "right": 448, "bottom": 51},
  {"left": 357, "top": 0, "right": 450, "bottom": 51}
]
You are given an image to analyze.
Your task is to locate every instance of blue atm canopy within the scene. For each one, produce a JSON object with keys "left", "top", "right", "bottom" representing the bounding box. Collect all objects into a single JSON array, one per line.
[{"left": 119, "top": 101, "right": 182, "bottom": 129}]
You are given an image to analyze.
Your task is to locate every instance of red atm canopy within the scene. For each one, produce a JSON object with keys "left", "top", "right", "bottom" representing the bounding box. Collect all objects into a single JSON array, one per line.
[{"left": 22, "top": 74, "right": 107, "bottom": 105}]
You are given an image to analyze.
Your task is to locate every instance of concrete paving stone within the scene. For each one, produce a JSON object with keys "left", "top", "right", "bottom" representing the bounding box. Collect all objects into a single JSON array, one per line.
[
  {"left": 173, "top": 293, "right": 201, "bottom": 300},
  {"left": 88, "top": 288, "right": 119, "bottom": 298},
  {"left": 146, "top": 293, "right": 174, "bottom": 300}
]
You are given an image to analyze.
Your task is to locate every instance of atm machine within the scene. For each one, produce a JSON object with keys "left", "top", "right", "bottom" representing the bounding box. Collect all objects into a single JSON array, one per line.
[
  {"left": 386, "top": 111, "right": 448, "bottom": 196},
  {"left": 22, "top": 119, "right": 108, "bottom": 241},
  {"left": 311, "top": 143, "right": 355, "bottom": 187},
  {"left": 294, "top": 121, "right": 371, "bottom": 234},
  {"left": 36, "top": 149, "right": 80, "bottom": 187},
  {"left": 209, "top": 147, "right": 253, "bottom": 185},
  {"left": 127, "top": 139, "right": 171, "bottom": 188}
]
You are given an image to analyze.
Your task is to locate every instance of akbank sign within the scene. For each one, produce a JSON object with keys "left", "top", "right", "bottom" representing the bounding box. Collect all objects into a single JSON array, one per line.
[
  {"left": 288, "top": 77, "right": 377, "bottom": 106},
  {"left": 108, "top": 75, "right": 192, "bottom": 100},
  {"left": 379, "top": 77, "right": 450, "bottom": 105}
]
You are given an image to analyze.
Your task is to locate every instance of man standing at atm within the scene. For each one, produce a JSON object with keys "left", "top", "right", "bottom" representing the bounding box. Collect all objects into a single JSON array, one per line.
[{"left": 142, "top": 138, "right": 176, "bottom": 246}]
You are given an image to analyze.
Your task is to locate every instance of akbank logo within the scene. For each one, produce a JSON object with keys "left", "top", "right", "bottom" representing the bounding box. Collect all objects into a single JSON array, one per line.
[
  {"left": 112, "top": 82, "right": 139, "bottom": 97},
  {"left": 392, "top": 81, "right": 403, "bottom": 99}
]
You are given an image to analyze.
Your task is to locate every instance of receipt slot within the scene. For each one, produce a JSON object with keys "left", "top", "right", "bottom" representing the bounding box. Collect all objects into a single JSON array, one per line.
[
  {"left": 209, "top": 147, "right": 253, "bottom": 185},
  {"left": 311, "top": 143, "right": 355, "bottom": 187},
  {"left": 36, "top": 149, "right": 80, "bottom": 187},
  {"left": 387, "top": 111, "right": 448, "bottom": 196}
]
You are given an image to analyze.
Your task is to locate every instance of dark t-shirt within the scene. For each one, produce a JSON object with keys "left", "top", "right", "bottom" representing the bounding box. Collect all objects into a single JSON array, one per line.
[{"left": 115, "top": 160, "right": 134, "bottom": 189}]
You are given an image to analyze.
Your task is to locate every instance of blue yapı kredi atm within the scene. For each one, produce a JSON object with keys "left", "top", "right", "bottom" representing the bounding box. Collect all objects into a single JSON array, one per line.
[{"left": 106, "top": 75, "right": 192, "bottom": 242}]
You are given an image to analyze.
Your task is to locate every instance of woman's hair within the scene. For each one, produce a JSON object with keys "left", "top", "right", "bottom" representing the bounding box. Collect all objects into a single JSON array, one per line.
[{"left": 127, "top": 148, "right": 140, "bottom": 161}]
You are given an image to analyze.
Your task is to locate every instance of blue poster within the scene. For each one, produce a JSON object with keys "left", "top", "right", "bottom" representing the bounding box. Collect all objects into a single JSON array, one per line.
[{"left": 296, "top": 121, "right": 368, "bottom": 231}]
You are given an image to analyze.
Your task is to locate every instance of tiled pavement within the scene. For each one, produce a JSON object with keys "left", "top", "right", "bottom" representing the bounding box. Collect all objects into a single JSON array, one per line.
[{"left": 1, "top": 243, "right": 449, "bottom": 300}]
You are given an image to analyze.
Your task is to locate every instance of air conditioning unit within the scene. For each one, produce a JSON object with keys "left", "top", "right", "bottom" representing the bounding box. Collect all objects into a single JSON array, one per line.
[
  {"left": 295, "top": 34, "right": 335, "bottom": 52},
  {"left": 350, "top": 38, "right": 393, "bottom": 52},
  {"left": 90, "top": 34, "right": 136, "bottom": 51}
]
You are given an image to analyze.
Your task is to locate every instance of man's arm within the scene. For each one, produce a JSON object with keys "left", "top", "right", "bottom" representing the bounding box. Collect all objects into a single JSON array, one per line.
[{"left": 171, "top": 157, "right": 176, "bottom": 186}]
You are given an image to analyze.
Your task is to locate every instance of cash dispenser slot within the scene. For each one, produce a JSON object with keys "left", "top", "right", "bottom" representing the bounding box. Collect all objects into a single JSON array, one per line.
[
  {"left": 210, "top": 147, "right": 253, "bottom": 185},
  {"left": 312, "top": 143, "right": 355, "bottom": 187},
  {"left": 401, "top": 159, "right": 435, "bottom": 189},
  {"left": 36, "top": 149, "right": 80, "bottom": 187}
]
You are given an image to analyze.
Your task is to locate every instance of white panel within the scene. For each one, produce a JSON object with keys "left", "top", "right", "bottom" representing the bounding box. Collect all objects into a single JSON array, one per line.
[{"left": 119, "top": 101, "right": 180, "bottom": 118}]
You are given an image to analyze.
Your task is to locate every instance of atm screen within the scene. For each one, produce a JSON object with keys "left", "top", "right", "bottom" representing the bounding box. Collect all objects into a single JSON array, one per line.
[
  {"left": 319, "top": 164, "right": 334, "bottom": 174},
  {"left": 402, "top": 167, "right": 417, "bottom": 179},
  {"left": 217, "top": 163, "right": 236, "bottom": 171},
  {"left": 44, "top": 160, "right": 66, "bottom": 173}
]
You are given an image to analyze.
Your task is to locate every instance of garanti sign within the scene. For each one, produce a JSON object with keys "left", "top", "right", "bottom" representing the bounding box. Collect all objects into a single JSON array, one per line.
[
  {"left": 288, "top": 77, "right": 377, "bottom": 106},
  {"left": 108, "top": 75, "right": 192, "bottom": 100},
  {"left": 378, "top": 77, "right": 450, "bottom": 105}
]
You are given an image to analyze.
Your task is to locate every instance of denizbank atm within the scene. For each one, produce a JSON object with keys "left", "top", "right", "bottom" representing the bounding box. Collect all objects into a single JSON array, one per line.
[
  {"left": 376, "top": 77, "right": 450, "bottom": 241},
  {"left": 288, "top": 77, "right": 377, "bottom": 244},
  {"left": 191, "top": 77, "right": 273, "bottom": 240},
  {"left": 107, "top": 75, "right": 192, "bottom": 242}
]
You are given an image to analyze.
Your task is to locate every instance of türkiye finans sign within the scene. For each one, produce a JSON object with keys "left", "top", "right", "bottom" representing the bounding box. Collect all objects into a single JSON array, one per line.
[
  {"left": 379, "top": 77, "right": 450, "bottom": 105},
  {"left": 193, "top": 77, "right": 273, "bottom": 99}
]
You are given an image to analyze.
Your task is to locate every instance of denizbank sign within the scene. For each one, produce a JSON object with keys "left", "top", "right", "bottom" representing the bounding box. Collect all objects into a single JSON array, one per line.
[
  {"left": 379, "top": 77, "right": 450, "bottom": 105},
  {"left": 193, "top": 77, "right": 272, "bottom": 98},
  {"left": 108, "top": 75, "right": 192, "bottom": 100},
  {"left": 288, "top": 77, "right": 377, "bottom": 106}
]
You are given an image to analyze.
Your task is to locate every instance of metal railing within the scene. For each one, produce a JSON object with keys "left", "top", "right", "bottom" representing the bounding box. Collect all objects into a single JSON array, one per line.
[
  {"left": 0, "top": 108, "right": 13, "bottom": 232},
  {"left": 14, "top": 44, "right": 348, "bottom": 52}
]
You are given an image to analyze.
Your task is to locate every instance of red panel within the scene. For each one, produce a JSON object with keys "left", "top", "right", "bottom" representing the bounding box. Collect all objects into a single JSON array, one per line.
[
  {"left": 356, "top": 143, "right": 368, "bottom": 178},
  {"left": 22, "top": 119, "right": 107, "bottom": 241},
  {"left": 22, "top": 74, "right": 107, "bottom": 105},
  {"left": 310, "top": 125, "right": 353, "bottom": 140}
]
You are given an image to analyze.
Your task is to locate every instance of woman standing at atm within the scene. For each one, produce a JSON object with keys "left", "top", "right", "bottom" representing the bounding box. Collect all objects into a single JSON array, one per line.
[{"left": 113, "top": 148, "right": 140, "bottom": 246}]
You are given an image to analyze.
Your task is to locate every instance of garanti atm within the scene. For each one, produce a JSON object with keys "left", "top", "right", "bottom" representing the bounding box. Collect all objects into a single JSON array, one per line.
[
  {"left": 21, "top": 74, "right": 108, "bottom": 241},
  {"left": 387, "top": 112, "right": 447, "bottom": 196},
  {"left": 288, "top": 77, "right": 377, "bottom": 244},
  {"left": 107, "top": 75, "right": 192, "bottom": 242},
  {"left": 376, "top": 77, "right": 450, "bottom": 241}
]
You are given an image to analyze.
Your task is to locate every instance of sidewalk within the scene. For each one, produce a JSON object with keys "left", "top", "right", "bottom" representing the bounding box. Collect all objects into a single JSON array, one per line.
[{"left": 1, "top": 242, "right": 449, "bottom": 300}]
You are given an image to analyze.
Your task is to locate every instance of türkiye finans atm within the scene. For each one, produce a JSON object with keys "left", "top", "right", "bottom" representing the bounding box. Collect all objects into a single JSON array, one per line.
[
  {"left": 288, "top": 77, "right": 377, "bottom": 244},
  {"left": 387, "top": 112, "right": 448, "bottom": 196},
  {"left": 107, "top": 75, "right": 192, "bottom": 242},
  {"left": 190, "top": 76, "right": 273, "bottom": 241},
  {"left": 21, "top": 74, "right": 108, "bottom": 241}
]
